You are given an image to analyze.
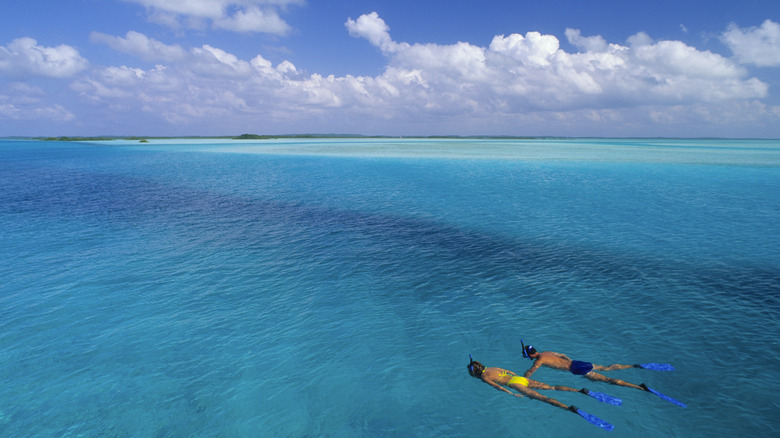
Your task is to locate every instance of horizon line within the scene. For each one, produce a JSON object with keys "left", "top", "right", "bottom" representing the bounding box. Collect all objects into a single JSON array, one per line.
[{"left": 4, "top": 134, "right": 780, "bottom": 141}]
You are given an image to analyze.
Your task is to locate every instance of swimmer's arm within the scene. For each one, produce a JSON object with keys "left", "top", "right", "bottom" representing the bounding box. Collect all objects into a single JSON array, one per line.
[
  {"left": 523, "top": 362, "right": 541, "bottom": 378},
  {"left": 484, "top": 379, "right": 522, "bottom": 397}
]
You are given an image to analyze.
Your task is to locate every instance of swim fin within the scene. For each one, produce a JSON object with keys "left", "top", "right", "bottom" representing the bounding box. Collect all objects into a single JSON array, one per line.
[
  {"left": 570, "top": 406, "right": 615, "bottom": 431},
  {"left": 581, "top": 388, "right": 622, "bottom": 406},
  {"left": 636, "top": 363, "right": 675, "bottom": 371},
  {"left": 641, "top": 384, "right": 686, "bottom": 408}
]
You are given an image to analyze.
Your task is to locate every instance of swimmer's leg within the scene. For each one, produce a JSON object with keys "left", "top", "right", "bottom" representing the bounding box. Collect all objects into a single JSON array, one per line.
[
  {"left": 527, "top": 380, "right": 580, "bottom": 393},
  {"left": 512, "top": 385, "right": 571, "bottom": 411},
  {"left": 585, "top": 371, "right": 644, "bottom": 390},
  {"left": 530, "top": 379, "right": 622, "bottom": 405},
  {"left": 592, "top": 363, "right": 634, "bottom": 372},
  {"left": 516, "top": 383, "right": 616, "bottom": 430}
]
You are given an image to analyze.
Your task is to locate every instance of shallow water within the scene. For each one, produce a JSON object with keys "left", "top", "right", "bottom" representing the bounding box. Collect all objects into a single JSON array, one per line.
[{"left": 1, "top": 138, "right": 778, "bottom": 437}]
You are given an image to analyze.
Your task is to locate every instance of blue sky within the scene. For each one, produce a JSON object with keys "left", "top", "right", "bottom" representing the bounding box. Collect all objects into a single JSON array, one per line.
[{"left": 1, "top": 0, "right": 779, "bottom": 137}]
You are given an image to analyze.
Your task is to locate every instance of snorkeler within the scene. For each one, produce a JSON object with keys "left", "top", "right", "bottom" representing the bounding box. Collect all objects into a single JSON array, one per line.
[
  {"left": 520, "top": 342, "right": 645, "bottom": 390},
  {"left": 467, "top": 355, "right": 617, "bottom": 430},
  {"left": 519, "top": 341, "right": 685, "bottom": 407}
]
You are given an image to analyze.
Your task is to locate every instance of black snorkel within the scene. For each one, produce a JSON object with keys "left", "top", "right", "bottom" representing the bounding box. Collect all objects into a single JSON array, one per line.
[
  {"left": 521, "top": 339, "right": 534, "bottom": 360},
  {"left": 467, "top": 354, "right": 482, "bottom": 377}
]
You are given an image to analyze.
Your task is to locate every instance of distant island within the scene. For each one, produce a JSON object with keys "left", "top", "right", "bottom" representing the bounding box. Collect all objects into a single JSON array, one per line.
[
  {"left": 39, "top": 133, "right": 543, "bottom": 142},
  {"left": 42, "top": 136, "right": 152, "bottom": 142}
]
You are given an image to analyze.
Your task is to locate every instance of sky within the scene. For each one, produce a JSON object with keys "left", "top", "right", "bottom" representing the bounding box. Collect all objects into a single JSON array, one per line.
[{"left": 1, "top": 0, "right": 779, "bottom": 137}]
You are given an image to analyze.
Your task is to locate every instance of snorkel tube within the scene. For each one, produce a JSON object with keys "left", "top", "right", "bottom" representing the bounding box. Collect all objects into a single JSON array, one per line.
[
  {"left": 521, "top": 339, "right": 536, "bottom": 359},
  {"left": 467, "top": 354, "right": 482, "bottom": 377}
]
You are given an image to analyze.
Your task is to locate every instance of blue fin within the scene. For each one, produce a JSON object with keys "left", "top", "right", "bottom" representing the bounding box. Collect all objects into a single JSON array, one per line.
[
  {"left": 586, "top": 390, "right": 623, "bottom": 406},
  {"left": 644, "top": 386, "right": 687, "bottom": 408},
  {"left": 639, "top": 363, "right": 675, "bottom": 371},
  {"left": 574, "top": 408, "right": 615, "bottom": 431}
]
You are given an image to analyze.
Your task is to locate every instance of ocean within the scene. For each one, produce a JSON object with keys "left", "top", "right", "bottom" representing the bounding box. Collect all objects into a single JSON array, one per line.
[{"left": 1, "top": 138, "right": 778, "bottom": 437}]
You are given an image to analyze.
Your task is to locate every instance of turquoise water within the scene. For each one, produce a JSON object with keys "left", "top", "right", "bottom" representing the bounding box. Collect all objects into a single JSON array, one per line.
[{"left": 1, "top": 138, "right": 778, "bottom": 437}]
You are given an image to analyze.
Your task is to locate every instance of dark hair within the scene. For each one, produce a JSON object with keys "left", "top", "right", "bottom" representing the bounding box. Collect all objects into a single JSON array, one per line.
[{"left": 467, "top": 356, "right": 486, "bottom": 377}]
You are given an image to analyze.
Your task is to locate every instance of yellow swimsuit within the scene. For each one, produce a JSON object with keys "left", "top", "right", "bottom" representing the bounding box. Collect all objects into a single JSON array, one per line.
[{"left": 498, "top": 371, "right": 529, "bottom": 387}]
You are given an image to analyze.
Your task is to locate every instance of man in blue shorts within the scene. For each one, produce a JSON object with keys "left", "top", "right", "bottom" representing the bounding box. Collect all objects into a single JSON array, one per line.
[{"left": 521, "top": 343, "right": 645, "bottom": 391}]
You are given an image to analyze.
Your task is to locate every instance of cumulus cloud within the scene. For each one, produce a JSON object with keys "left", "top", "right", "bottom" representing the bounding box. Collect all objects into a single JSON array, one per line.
[
  {"left": 0, "top": 37, "right": 88, "bottom": 78},
  {"left": 566, "top": 28, "right": 609, "bottom": 53},
  {"left": 490, "top": 32, "right": 560, "bottom": 66},
  {"left": 124, "top": 0, "right": 302, "bottom": 34},
  {"left": 343, "top": 13, "right": 766, "bottom": 113},
  {"left": 90, "top": 31, "right": 186, "bottom": 62},
  {"left": 72, "top": 17, "right": 778, "bottom": 135},
  {"left": 190, "top": 44, "right": 254, "bottom": 77},
  {"left": 722, "top": 19, "right": 780, "bottom": 67},
  {"left": 345, "top": 12, "right": 401, "bottom": 53}
]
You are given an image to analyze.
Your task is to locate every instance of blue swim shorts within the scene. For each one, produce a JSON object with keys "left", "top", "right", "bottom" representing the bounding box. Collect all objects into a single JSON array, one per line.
[{"left": 570, "top": 360, "right": 594, "bottom": 375}]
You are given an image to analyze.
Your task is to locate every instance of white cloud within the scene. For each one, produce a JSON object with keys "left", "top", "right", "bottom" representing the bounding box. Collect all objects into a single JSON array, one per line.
[
  {"left": 345, "top": 12, "right": 400, "bottom": 53},
  {"left": 100, "top": 66, "right": 147, "bottom": 86},
  {"left": 722, "top": 19, "right": 780, "bottom": 67},
  {"left": 124, "top": 0, "right": 302, "bottom": 34},
  {"left": 90, "top": 31, "right": 186, "bottom": 62},
  {"left": 490, "top": 32, "right": 560, "bottom": 66},
  {"left": 69, "top": 19, "right": 778, "bottom": 136},
  {"left": 7, "top": 82, "right": 46, "bottom": 99},
  {"left": 72, "top": 77, "right": 134, "bottom": 100},
  {"left": 565, "top": 28, "right": 608, "bottom": 53},
  {"left": 0, "top": 37, "right": 88, "bottom": 78},
  {"left": 129, "top": 0, "right": 225, "bottom": 18},
  {"left": 213, "top": 6, "right": 290, "bottom": 34},
  {"left": 342, "top": 14, "right": 765, "bottom": 113},
  {"left": 190, "top": 44, "right": 254, "bottom": 77},
  {"left": 631, "top": 40, "right": 747, "bottom": 79},
  {"left": 627, "top": 32, "right": 654, "bottom": 48},
  {"left": 0, "top": 84, "right": 75, "bottom": 121}
]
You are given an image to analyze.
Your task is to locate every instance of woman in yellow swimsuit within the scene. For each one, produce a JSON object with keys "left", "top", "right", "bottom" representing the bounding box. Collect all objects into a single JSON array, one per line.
[
  {"left": 467, "top": 356, "right": 618, "bottom": 431},
  {"left": 467, "top": 357, "right": 586, "bottom": 410}
]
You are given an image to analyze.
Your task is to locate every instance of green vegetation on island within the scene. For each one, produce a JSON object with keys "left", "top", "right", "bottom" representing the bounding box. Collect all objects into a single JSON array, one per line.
[{"left": 234, "top": 134, "right": 273, "bottom": 140}]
